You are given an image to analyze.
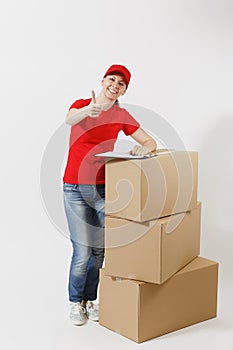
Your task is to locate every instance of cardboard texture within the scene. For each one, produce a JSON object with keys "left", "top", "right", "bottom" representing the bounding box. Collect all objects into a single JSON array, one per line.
[
  {"left": 99, "top": 257, "right": 218, "bottom": 343},
  {"left": 104, "top": 202, "right": 201, "bottom": 284},
  {"left": 105, "top": 150, "right": 198, "bottom": 222}
]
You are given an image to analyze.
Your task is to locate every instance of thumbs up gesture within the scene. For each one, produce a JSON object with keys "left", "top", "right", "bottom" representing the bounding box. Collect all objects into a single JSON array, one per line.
[
  {"left": 89, "top": 90, "right": 103, "bottom": 117},
  {"left": 91, "top": 90, "right": 97, "bottom": 104}
]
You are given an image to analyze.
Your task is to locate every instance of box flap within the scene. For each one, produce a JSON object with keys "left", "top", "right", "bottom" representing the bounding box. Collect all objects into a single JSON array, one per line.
[
  {"left": 99, "top": 268, "right": 140, "bottom": 342},
  {"left": 176, "top": 256, "right": 218, "bottom": 276},
  {"left": 160, "top": 203, "right": 201, "bottom": 282},
  {"left": 160, "top": 202, "right": 201, "bottom": 234},
  {"left": 105, "top": 217, "right": 162, "bottom": 283},
  {"left": 100, "top": 266, "right": 144, "bottom": 285},
  {"left": 105, "top": 158, "right": 141, "bottom": 219},
  {"left": 105, "top": 213, "right": 155, "bottom": 248}
]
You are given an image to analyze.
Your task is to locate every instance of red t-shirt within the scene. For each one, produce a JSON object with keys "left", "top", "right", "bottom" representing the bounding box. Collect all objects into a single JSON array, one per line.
[{"left": 63, "top": 99, "right": 140, "bottom": 184}]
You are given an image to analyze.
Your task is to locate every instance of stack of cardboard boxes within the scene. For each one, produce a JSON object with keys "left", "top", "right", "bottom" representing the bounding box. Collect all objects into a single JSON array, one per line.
[{"left": 99, "top": 150, "right": 218, "bottom": 343}]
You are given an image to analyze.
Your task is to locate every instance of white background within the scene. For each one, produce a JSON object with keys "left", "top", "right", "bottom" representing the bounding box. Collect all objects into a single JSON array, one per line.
[{"left": 1, "top": 0, "right": 233, "bottom": 349}]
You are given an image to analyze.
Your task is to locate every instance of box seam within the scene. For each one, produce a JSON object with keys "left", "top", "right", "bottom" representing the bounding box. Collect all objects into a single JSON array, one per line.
[
  {"left": 137, "top": 285, "right": 140, "bottom": 342},
  {"left": 159, "top": 224, "right": 163, "bottom": 282},
  {"left": 140, "top": 161, "right": 142, "bottom": 222}
]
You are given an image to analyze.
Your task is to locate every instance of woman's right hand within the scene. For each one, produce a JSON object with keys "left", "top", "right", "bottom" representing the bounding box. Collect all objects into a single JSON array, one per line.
[{"left": 89, "top": 90, "right": 102, "bottom": 117}]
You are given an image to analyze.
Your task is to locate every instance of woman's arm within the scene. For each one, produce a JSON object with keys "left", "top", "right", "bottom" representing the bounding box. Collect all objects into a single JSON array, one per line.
[
  {"left": 129, "top": 128, "right": 157, "bottom": 156},
  {"left": 65, "top": 93, "right": 103, "bottom": 125},
  {"left": 65, "top": 106, "right": 92, "bottom": 125}
]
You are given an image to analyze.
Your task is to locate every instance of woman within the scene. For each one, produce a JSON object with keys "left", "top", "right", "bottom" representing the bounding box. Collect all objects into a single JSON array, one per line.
[{"left": 63, "top": 64, "right": 157, "bottom": 326}]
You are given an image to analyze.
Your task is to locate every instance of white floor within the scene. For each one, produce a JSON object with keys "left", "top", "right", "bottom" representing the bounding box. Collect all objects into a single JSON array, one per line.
[{"left": 1, "top": 212, "right": 233, "bottom": 350}]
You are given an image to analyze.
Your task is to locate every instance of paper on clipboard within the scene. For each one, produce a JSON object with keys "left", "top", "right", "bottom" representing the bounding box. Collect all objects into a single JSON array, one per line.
[{"left": 95, "top": 151, "right": 158, "bottom": 159}]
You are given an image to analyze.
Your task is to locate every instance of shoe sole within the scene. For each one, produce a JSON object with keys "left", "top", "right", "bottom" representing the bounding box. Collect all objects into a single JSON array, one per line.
[
  {"left": 87, "top": 315, "right": 99, "bottom": 322},
  {"left": 71, "top": 320, "right": 87, "bottom": 326}
]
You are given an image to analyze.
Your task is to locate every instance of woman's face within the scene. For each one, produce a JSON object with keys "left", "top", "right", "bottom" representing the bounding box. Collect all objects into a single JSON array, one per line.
[{"left": 101, "top": 74, "right": 127, "bottom": 101}]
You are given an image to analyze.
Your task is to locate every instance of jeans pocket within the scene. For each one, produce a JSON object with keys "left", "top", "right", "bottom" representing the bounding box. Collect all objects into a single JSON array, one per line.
[{"left": 63, "top": 183, "right": 79, "bottom": 192}]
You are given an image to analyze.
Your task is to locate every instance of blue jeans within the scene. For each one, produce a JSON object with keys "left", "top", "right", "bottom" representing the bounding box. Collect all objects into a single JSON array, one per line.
[{"left": 63, "top": 183, "right": 105, "bottom": 302}]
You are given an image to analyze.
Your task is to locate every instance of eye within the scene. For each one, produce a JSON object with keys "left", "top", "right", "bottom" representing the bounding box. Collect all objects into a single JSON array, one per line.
[
  {"left": 110, "top": 77, "right": 115, "bottom": 81},
  {"left": 119, "top": 82, "right": 124, "bottom": 86}
]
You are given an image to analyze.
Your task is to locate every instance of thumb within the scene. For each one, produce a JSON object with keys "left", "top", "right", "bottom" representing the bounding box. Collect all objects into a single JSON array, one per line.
[{"left": 91, "top": 90, "right": 96, "bottom": 104}]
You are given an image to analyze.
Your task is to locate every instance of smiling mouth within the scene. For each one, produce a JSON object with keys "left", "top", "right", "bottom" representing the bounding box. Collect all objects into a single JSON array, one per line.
[{"left": 108, "top": 88, "right": 118, "bottom": 94}]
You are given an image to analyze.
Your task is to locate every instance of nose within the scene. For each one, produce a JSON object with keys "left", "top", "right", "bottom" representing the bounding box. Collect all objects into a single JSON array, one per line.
[{"left": 112, "top": 81, "right": 120, "bottom": 89}]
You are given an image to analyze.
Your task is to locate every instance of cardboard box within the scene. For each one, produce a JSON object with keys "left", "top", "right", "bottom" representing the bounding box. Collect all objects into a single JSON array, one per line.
[
  {"left": 99, "top": 257, "right": 218, "bottom": 343},
  {"left": 105, "top": 150, "right": 198, "bottom": 222},
  {"left": 104, "top": 202, "right": 201, "bottom": 284}
]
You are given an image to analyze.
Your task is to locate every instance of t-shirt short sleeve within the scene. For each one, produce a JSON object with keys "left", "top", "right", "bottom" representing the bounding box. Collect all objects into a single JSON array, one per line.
[
  {"left": 69, "top": 98, "right": 92, "bottom": 111},
  {"left": 121, "top": 109, "right": 140, "bottom": 136}
]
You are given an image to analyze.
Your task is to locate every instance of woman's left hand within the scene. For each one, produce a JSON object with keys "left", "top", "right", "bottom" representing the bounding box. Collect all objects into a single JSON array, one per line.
[{"left": 129, "top": 145, "right": 150, "bottom": 156}]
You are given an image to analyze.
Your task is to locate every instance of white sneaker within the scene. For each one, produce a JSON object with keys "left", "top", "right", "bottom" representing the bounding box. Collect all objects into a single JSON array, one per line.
[
  {"left": 70, "top": 302, "right": 87, "bottom": 325},
  {"left": 86, "top": 301, "right": 99, "bottom": 321}
]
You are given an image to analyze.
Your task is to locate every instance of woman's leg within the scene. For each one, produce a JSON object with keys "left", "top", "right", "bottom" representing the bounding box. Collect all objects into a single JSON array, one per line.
[
  {"left": 63, "top": 183, "right": 96, "bottom": 302},
  {"left": 68, "top": 240, "right": 91, "bottom": 302},
  {"left": 83, "top": 184, "right": 105, "bottom": 301}
]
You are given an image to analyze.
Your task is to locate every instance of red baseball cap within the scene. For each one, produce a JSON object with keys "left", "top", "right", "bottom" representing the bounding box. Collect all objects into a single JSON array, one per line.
[{"left": 103, "top": 64, "right": 131, "bottom": 88}]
